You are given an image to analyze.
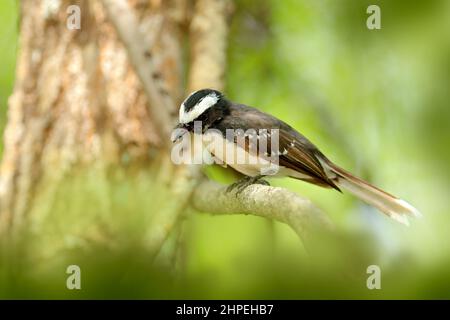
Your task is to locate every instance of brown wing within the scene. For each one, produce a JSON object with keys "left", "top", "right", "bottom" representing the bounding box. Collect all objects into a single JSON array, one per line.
[
  {"left": 214, "top": 103, "right": 340, "bottom": 190},
  {"left": 278, "top": 129, "right": 340, "bottom": 190}
]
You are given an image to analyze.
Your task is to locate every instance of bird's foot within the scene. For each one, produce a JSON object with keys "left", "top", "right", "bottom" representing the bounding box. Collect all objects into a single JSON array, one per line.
[{"left": 226, "top": 175, "right": 270, "bottom": 197}]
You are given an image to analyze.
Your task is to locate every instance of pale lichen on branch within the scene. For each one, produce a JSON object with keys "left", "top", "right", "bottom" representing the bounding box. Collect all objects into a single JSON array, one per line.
[{"left": 192, "top": 180, "right": 334, "bottom": 249}]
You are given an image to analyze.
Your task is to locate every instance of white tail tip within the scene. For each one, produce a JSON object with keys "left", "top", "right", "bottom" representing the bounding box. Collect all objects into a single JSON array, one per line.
[
  {"left": 395, "top": 199, "right": 423, "bottom": 219},
  {"left": 386, "top": 199, "right": 422, "bottom": 226},
  {"left": 390, "top": 212, "right": 410, "bottom": 226}
]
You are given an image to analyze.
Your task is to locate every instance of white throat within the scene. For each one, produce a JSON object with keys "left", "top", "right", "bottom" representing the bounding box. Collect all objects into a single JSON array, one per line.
[{"left": 179, "top": 93, "right": 219, "bottom": 124}]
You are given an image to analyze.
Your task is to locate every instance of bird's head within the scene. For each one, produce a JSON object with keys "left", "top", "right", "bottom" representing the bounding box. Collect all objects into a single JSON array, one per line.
[{"left": 171, "top": 89, "right": 228, "bottom": 142}]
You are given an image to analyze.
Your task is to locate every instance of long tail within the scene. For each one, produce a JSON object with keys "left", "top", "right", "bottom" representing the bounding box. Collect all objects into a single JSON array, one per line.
[{"left": 322, "top": 160, "right": 421, "bottom": 226}]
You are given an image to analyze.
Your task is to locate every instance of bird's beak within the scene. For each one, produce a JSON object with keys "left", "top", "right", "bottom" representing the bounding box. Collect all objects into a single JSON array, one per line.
[{"left": 171, "top": 123, "right": 188, "bottom": 143}]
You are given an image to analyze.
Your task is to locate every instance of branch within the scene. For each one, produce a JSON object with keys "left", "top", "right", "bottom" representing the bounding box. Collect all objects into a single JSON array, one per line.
[
  {"left": 101, "top": 0, "right": 174, "bottom": 139},
  {"left": 191, "top": 180, "right": 334, "bottom": 250},
  {"left": 188, "top": 0, "right": 231, "bottom": 91}
]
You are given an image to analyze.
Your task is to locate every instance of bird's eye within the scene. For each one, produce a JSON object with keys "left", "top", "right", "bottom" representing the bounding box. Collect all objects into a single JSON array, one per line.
[{"left": 185, "top": 122, "right": 194, "bottom": 131}]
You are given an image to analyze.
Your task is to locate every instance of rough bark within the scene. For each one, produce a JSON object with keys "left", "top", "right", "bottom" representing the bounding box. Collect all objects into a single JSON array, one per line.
[
  {"left": 0, "top": 0, "right": 221, "bottom": 264},
  {"left": 0, "top": 0, "right": 341, "bottom": 272}
]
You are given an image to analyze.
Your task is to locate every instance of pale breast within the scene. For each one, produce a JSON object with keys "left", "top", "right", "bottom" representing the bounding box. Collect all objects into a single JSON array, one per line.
[{"left": 201, "top": 131, "right": 282, "bottom": 177}]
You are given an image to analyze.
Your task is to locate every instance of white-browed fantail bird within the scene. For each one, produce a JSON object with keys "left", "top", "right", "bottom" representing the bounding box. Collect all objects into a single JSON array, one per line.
[{"left": 171, "top": 89, "right": 421, "bottom": 225}]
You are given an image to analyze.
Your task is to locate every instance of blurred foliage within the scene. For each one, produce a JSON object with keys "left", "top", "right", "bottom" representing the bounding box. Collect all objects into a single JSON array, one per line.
[
  {"left": 0, "top": 1, "right": 18, "bottom": 154},
  {"left": 1, "top": 0, "right": 450, "bottom": 299}
]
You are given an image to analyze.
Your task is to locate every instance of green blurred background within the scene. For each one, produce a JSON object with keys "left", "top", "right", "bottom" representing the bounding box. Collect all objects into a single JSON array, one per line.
[{"left": 1, "top": 0, "right": 450, "bottom": 299}]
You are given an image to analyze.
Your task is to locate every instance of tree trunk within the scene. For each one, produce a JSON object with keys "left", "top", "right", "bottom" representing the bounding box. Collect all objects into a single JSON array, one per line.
[{"left": 0, "top": 0, "right": 230, "bottom": 268}]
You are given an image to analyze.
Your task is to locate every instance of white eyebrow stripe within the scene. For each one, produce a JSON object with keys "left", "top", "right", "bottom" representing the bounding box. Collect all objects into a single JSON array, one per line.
[{"left": 179, "top": 94, "right": 219, "bottom": 124}]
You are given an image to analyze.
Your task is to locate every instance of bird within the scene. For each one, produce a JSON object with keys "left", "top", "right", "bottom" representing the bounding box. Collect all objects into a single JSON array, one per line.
[{"left": 171, "top": 88, "right": 421, "bottom": 225}]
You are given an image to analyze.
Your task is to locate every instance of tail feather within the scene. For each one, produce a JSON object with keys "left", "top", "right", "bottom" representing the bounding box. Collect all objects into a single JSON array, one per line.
[{"left": 323, "top": 160, "right": 421, "bottom": 226}]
